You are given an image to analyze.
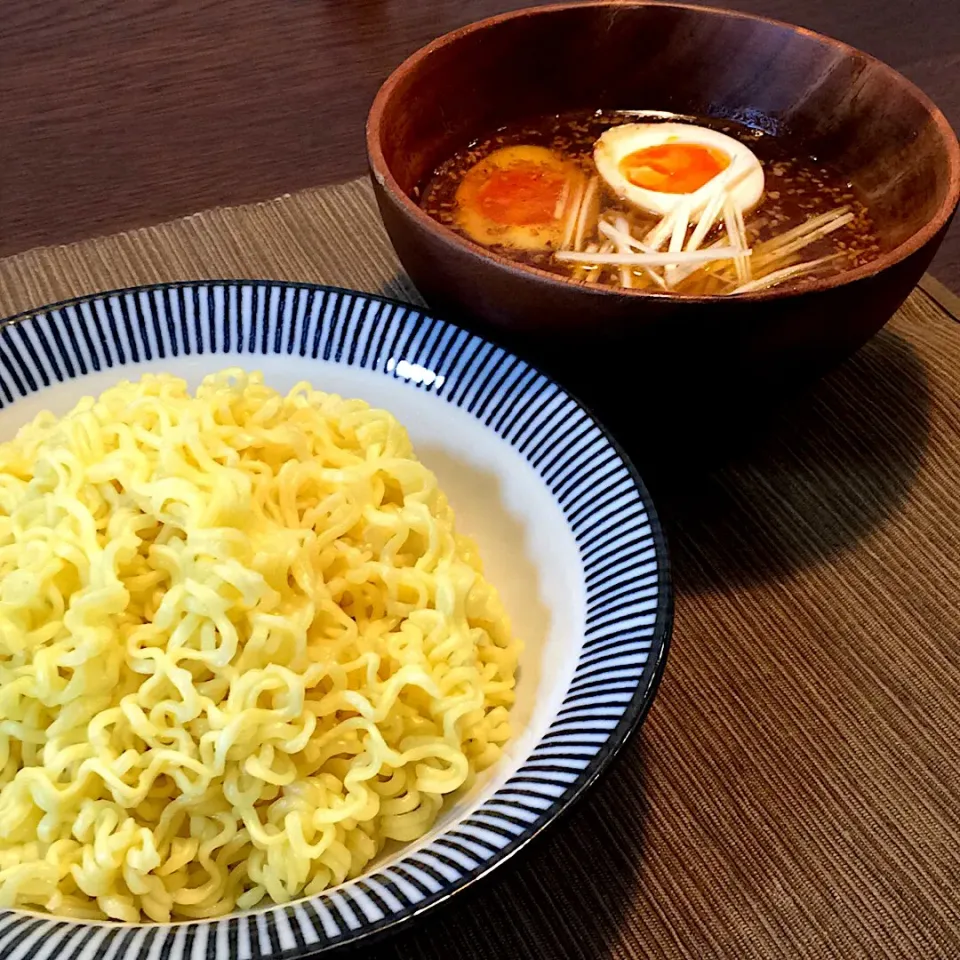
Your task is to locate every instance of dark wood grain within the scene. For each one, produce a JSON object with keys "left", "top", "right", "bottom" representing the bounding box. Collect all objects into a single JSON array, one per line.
[
  {"left": 1, "top": 0, "right": 958, "bottom": 288},
  {"left": 368, "top": 1, "right": 958, "bottom": 483}
]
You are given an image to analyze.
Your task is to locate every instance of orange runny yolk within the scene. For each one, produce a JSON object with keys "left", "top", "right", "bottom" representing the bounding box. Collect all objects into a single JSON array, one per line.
[
  {"left": 619, "top": 141, "right": 730, "bottom": 194},
  {"left": 474, "top": 162, "right": 568, "bottom": 225}
]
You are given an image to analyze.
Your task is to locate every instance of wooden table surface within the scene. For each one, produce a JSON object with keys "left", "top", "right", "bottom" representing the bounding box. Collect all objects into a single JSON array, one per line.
[{"left": 2, "top": 0, "right": 958, "bottom": 289}]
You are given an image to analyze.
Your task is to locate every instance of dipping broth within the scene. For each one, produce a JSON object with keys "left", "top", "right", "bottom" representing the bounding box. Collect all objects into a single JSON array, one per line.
[{"left": 417, "top": 110, "right": 882, "bottom": 296}]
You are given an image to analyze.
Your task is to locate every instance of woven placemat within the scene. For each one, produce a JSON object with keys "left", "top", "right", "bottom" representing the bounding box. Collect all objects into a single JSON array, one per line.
[{"left": 2, "top": 179, "right": 959, "bottom": 959}]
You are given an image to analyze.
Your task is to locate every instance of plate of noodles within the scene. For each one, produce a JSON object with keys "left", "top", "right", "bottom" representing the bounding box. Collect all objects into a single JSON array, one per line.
[{"left": 0, "top": 281, "right": 671, "bottom": 959}]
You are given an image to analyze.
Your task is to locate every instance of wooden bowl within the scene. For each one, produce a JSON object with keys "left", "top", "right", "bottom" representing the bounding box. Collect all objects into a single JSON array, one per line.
[{"left": 367, "top": 2, "right": 959, "bottom": 459}]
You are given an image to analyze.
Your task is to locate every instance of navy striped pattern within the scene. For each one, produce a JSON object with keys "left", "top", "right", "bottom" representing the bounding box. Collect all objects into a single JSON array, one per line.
[{"left": 0, "top": 282, "right": 671, "bottom": 960}]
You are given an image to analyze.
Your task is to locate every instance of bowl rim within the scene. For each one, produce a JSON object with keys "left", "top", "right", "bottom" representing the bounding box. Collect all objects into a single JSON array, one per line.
[
  {"left": 366, "top": 0, "right": 960, "bottom": 304},
  {"left": 0, "top": 279, "right": 673, "bottom": 959}
]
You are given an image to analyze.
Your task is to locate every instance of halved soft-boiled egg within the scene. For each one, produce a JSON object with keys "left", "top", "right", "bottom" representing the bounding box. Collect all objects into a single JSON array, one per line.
[
  {"left": 454, "top": 145, "right": 583, "bottom": 250},
  {"left": 593, "top": 123, "right": 764, "bottom": 217}
]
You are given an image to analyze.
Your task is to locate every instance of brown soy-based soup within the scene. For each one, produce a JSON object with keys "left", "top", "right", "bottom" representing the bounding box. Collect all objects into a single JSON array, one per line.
[{"left": 417, "top": 110, "right": 882, "bottom": 296}]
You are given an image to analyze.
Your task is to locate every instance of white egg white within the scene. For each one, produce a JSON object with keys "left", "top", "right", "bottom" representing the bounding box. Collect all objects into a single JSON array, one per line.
[{"left": 593, "top": 123, "right": 765, "bottom": 217}]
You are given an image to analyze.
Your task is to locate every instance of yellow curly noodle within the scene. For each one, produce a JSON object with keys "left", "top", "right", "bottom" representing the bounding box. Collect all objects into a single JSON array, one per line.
[{"left": 0, "top": 370, "right": 520, "bottom": 923}]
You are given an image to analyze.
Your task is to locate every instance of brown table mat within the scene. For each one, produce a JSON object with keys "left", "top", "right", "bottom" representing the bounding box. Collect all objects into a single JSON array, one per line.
[{"left": 2, "top": 180, "right": 959, "bottom": 959}]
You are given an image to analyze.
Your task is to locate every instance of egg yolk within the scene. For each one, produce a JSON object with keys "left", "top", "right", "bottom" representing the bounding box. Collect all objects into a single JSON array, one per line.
[
  {"left": 473, "top": 163, "right": 568, "bottom": 225},
  {"left": 619, "top": 142, "right": 730, "bottom": 194}
]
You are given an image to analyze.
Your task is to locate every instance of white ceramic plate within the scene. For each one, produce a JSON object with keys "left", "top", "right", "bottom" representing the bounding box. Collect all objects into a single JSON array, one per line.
[{"left": 0, "top": 282, "right": 671, "bottom": 960}]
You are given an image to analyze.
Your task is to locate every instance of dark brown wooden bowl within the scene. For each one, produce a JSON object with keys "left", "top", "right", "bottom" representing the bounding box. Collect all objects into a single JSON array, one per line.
[{"left": 367, "top": 2, "right": 959, "bottom": 465}]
